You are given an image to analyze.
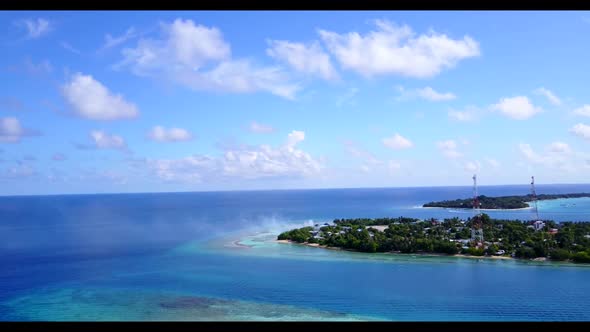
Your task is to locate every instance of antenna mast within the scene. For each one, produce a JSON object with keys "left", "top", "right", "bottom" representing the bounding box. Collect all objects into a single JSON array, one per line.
[
  {"left": 473, "top": 174, "right": 480, "bottom": 216},
  {"left": 471, "top": 174, "right": 484, "bottom": 246},
  {"left": 531, "top": 176, "right": 540, "bottom": 220}
]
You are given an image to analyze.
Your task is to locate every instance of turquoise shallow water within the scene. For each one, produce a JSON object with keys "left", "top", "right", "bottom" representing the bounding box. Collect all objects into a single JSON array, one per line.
[{"left": 1, "top": 185, "right": 590, "bottom": 321}]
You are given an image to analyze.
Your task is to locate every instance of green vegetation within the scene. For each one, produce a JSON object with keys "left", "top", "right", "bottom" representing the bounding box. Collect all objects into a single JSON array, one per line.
[
  {"left": 423, "top": 193, "right": 590, "bottom": 209},
  {"left": 277, "top": 214, "right": 590, "bottom": 263}
]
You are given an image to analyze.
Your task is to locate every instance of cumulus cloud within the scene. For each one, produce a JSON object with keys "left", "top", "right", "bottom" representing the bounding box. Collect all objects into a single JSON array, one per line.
[
  {"left": 485, "top": 158, "right": 500, "bottom": 168},
  {"left": 147, "top": 130, "right": 323, "bottom": 182},
  {"left": 534, "top": 87, "right": 561, "bottom": 106},
  {"left": 286, "top": 130, "right": 305, "bottom": 147},
  {"left": 249, "top": 121, "right": 275, "bottom": 134},
  {"left": 266, "top": 39, "right": 338, "bottom": 80},
  {"left": 0, "top": 117, "right": 40, "bottom": 143},
  {"left": 436, "top": 139, "right": 462, "bottom": 158},
  {"left": 573, "top": 105, "right": 590, "bottom": 117},
  {"left": 448, "top": 110, "right": 473, "bottom": 122},
  {"left": 519, "top": 143, "right": 544, "bottom": 164},
  {"left": 148, "top": 126, "right": 193, "bottom": 142},
  {"left": 91, "top": 131, "right": 126, "bottom": 149},
  {"left": 396, "top": 86, "right": 456, "bottom": 101},
  {"left": 61, "top": 72, "right": 139, "bottom": 120},
  {"left": 318, "top": 19, "right": 480, "bottom": 78},
  {"left": 464, "top": 161, "right": 481, "bottom": 173},
  {"left": 15, "top": 18, "right": 52, "bottom": 39},
  {"left": 77, "top": 130, "right": 128, "bottom": 152},
  {"left": 491, "top": 96, "right": 542, "bottom": 120},
  {"left": 382, "top": 133, "right": 413, "bottom": 150},
  {"left": 148, "top": 155, "right": 216, "bottom": 183},
  {"left": 519, "top": 142, "right": 579, "bottom": 172},
  {"left": 570, "top": 123, "right": 590, "bottom": 140},
  {"left": 388, "top": 160, "right": 401, "bottom": 171},
  {"left": 547, "top": 141, "right": 572, "bottom": 154},
  {"left": 448, "top": 106, "right": 481, "bottom": 122},
  {"left": 117, "top": 18, "right": 299, "bottom": 99},
  {"left": 52, "top": 153, "right": 67, "bottom": 161}
]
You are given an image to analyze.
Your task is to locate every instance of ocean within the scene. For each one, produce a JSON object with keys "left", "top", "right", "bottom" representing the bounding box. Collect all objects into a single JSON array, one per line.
[{"left": 1, "top": 184, "right": 590, "bottom": 321}]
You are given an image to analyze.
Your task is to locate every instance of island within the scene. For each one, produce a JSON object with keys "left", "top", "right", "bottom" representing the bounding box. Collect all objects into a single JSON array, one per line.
[
  {"left": 423, "top": 193, "right": 590, "bottom": 209},
  {"left": 277, "top": 214, "right": 590, "bottom": 263}
]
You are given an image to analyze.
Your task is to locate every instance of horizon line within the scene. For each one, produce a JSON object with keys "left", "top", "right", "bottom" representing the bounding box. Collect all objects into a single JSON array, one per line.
[{"left": 2, "top": 182, "right": 590, "bottom": 198}]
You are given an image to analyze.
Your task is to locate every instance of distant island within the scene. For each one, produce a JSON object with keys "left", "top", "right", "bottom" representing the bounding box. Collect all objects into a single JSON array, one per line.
[
  {"left": 277, "top": 215, "right": 590, "bottom": 264},
  {"left": 423, "top": 193, "right": 590, "bottom": 210}
]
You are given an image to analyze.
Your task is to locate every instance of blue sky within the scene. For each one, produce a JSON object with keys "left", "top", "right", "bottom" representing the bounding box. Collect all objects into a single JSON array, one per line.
[{"left": 1, "top": 11, "right": 590, "bottom": 195}]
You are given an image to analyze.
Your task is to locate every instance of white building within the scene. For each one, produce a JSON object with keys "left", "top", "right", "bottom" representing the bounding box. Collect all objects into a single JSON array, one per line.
[{"left": 533, "top": 220, "right": 545, "bottom": 231}]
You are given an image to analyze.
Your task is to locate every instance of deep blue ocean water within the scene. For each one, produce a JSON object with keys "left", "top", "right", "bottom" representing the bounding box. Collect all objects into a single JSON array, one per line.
[{"left": 1, "top": 184, "right": 590, "bottom": 321}]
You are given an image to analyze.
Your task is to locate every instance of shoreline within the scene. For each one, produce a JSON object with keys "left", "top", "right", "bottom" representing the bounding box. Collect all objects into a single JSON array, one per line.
[
  {"left": 421, "top": 206, "right": 531, "bottom": 211},
  {"left": 277, "top": 239, "right": 517, "bottom": 261},
  {"left": 422, "top": 196, "right": 590, "bottom": 211}
]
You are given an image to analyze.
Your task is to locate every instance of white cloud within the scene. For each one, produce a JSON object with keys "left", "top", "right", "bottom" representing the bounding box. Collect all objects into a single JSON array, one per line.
[
  {"left": 491, "top": 96, "right": 542, "bottom": 120},
  {"left": 573, "top": 105, "right": 590, "bottom": 117},
  {"left": 448, "top": 110, "right": 472, "bottom": 122},
  {"left": 0, "top": 118, "right": 22, "bottom": 143},
  {"left": 382, "top": 133, "right": 413, "bottom": 150},
  {"left": 102, "top": 27, "right": 137, "bottom": 50},
  {"left": 61, "top": 72, "right": 139, "bottom": 120},
  {"left": 436, "top": 139, "right": 462, "bottom": 158},
  {"left": 448, "top": 105, "right": 483, "bottom": 122},
  {"left": 570, "top": 123, "right": 590, "bottom": 140},
  {"left": 464, "top": 161, "right": 481, "bottom": 172},
  {"left": 60, "top": 41, "right": 81, "bottom": 54},
  {"left": 249, "top": 121, "right": 275, "bottom": 134},
  {"left": 0, "top": 117, "right": 38, "bottom": 143},
  {"left": 534, "top": 87, "right": 561, "bottom": 106},
  {"left": 91, "top": 130, "right": 127, "bottom": 150},
  {"left": 148, "top": 130, "right": 323, "bottom": 182},
  {"left": 177, "top": 59, "right": 299, "bottom": 99},
  {"left": 117, "top": 19, "right": 299, "bottom": 99},
  {"left": 223, "top": 131, "right": 322, "bottom": 179},
  {"left": 547, "top": 141, "right": 571, "bottom": 154},
  {"left": 16, "top": 18, "right": 52, "bottom": 39},
  {"left": 436, "top": 140, "right": 457, "bottom": 150},
  {"left": 286, "top": 130, "right": 305, "bottom": 147},
  {"left": 416, "top": 87, "right": 456, "bottom": 101},
  {"left": 519, "top": 142, "right": 577, "bottom": 171},
  {"left": 77, "top": 130, "right": 128, "bottom": 151},
  {"left": 266, "top": 40, "right": 338, "bottom": 80},
  {"left": 485, "top": 158, "right": 500, "bottom": 168},
  {"left": 318, "top": 19, "right": 480, "bottom": 78},
  {"left": 396, "top": 86, "right": 456, "bottom": 101},
  {"left": 519, "top": 143, "right": 544, "bottom": 164},
  {"left": 148, "top": 155, "right": 216, "bottom": 183},
  {"left": 388, "top": 160, "right": 401, "bottom": 171},
  {"left": 148, "top": 126, "right": 193, "bottom": 142}
]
